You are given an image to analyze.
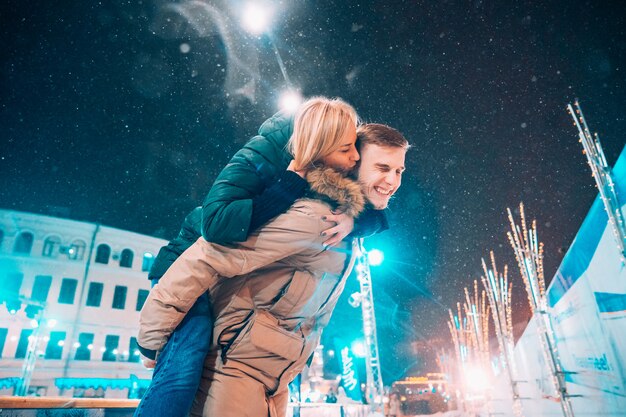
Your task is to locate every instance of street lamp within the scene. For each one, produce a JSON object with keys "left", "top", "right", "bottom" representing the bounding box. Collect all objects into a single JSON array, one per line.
[
  {"left": 241, "top": 2, "right": 274, "bottom": 35},
  {"left": 367, "top": 249, "right": 384, "bottom": 266},
  {"left": 351, "top": 340, "right": 366, "bottom": 358},
  {"left": 278, "top": 89, "right": 303, "bottom": 113},
  {"left": 238, "top": 2, "right": 301, "bottom": 112}
]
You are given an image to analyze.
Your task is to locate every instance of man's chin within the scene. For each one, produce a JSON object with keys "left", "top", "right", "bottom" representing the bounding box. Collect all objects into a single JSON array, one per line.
[{"left": 370, "top": 199, "right": 389, "bottom": 210}]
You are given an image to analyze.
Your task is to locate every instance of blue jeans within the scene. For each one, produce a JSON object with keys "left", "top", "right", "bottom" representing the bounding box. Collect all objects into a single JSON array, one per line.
[{"left": 134, "top": 291, "right": 213, "bottom": 417}]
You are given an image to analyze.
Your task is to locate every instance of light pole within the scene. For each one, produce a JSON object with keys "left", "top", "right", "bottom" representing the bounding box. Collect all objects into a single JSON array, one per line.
[
  {"left": 13, "top": 296, "right": 47, "bottom": 396},
  {"left": 349, "top": 243, "right": 385, "bottom": 411}
]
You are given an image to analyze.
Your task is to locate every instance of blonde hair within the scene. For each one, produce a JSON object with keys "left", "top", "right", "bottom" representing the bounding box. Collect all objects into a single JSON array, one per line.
[{"left": 287, "top": 97, "right": 359, "bottom": 170}]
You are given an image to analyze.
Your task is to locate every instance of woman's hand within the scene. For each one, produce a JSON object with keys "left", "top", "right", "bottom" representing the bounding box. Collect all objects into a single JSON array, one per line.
[
  {"left": 321, "top": 211, "right": 354, "bottom": 247},
  {"left": 287, "top": 160, "right": 308, "bottom": 179}
]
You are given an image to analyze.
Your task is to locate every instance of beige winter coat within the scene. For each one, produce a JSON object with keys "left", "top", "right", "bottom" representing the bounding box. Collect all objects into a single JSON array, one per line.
[{"left": 138, "top": 167, "right": 365, "bottom": 395}]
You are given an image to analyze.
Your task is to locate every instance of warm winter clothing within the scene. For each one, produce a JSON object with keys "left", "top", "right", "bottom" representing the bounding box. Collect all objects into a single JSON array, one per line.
[
  {"left": 133, "top": 293, "right": 212, "bottom": 417},
  {"left": 138, "top": 167, "right": 365, "bottom": 417},
  {"left": 148, "top": 110, "right": 388, "bottom": 281},
  {"left": 147, "top": 111, "right": 302, "bottom": 281},
  {"left": 148, "top": 207, "right": 203, "bottom": 281},
  {"left": 137, "top": 112, "right": 303, "bottom": 417},
  {"left": 201, "top": 111, "right": 295, "bottom": 244}
]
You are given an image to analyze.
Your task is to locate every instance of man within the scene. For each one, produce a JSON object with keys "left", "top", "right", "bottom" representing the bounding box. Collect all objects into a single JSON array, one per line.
[{"left": 138, "top": 123, "right": 409, "bottom": 417}]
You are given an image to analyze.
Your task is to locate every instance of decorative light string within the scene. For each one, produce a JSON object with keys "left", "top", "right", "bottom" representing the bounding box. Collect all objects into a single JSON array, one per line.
[
  {"left": 567, "top": 100, "right": 626, "bottom": 264},
  {"left": 508, "top": 203, "right": 575, "bottom": 417},
  {"left": 481, "top": 253, "right": 524, "bottom": 417}
]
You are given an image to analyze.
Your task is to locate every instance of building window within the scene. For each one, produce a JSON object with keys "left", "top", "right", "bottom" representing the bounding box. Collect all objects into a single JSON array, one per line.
[
  {"left": 120, "top": 249, "right": 134, "bottom": 268},
  {"left": 74, "top": 333, "right": 94, "bottom": 361},
  {"left": 31, "top": 275, "right": 52, "bottom": 302},
  {"left": 25, "top": 275, "right": 52, "bottom": 319},
  {"left": 128, "top": 337, "right": 141, "bottom": 363},
  {"left": 13, "top": 232, "right": 34, "bottom": 255},
  {"left": 0, "top": 273, "right": 23, "bottom": 309},
  {"left": 95, "top": 244, "right": 111, "bottom": 264},
  {"left": 112, "top": 286, "right": 127, "bottom": 310},
  {"left": 42, "top": 236, "right": 62, "bottom": 257},
  {"left": 15, "top": 329, "right": 33, "bottom": 359},
  {"left": 102, "top": 335, "right": 119, "bottom": 362},
  {"left": 0, "top": 328, "right": 8, "bottom": 359},
  {"left": 67, "top": 240, "right": 86, "bottom": 260},
  {"left": 142, "top": 252, "right": 154, "bottom": 272},
  {"left": 86, "top": 282, "right": 104, "bottom": 307},
  {"left": 58, "top": 278, "right": 78, "bottom": 304},
  {"left": 45, "top": 331, "right": 66, "bottom": 359},
  {"left": 136, "top": 289, "right": 149, "bottom": 312}
]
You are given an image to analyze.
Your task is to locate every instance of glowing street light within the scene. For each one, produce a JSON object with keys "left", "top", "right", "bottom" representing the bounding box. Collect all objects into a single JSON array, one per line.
[
  {"left": 351, "top": 340, "right": 366, "bottom": 358},
  {"left": 278, "top": 89, "right": 303, "bottom": 113},
  {"left": 241, "top": 2, "right": 273, "bottom": 35},
  {"left": 367, "top": 249, "right": 384, "bottom": 266}
]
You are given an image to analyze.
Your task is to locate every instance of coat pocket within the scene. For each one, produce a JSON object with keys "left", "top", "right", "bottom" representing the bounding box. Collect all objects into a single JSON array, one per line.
[{"left": 225, "top": 310, "right": 304, "bottom": 378}]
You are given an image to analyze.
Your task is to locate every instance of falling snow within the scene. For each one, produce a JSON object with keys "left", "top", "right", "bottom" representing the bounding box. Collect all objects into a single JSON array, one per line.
[{"left": 1, "top": 0, "right": 625, "bottom": 380}]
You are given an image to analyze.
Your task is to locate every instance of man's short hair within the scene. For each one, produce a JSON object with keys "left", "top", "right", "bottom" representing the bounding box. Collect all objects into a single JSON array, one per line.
[{"left": 356, "top": 123, "right": 410, "bottom": 151}]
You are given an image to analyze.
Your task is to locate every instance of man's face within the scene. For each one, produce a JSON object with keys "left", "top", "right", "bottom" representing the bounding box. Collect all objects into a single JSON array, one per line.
[{"left": 357, "top": 143, "right": 406, "bottom": 209}]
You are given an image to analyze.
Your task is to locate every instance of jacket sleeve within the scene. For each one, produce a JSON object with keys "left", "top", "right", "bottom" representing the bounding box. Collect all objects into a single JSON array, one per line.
[
  {"left": 248, "top": 170, "right": 308, "bottom": 231},
  {"left": 138, "top": 204, "right": 328, "bottom": 354},
  {"left": 147, "top": 207, "right": 203, "bottom": 281},
  {"left": 201, "top": 137, "right": 290, "bottom": 245}
]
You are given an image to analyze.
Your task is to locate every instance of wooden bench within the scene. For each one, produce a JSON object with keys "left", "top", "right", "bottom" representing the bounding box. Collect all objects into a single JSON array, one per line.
[{"left": 0, "top": 397, "right": 139, "bottom": 416}]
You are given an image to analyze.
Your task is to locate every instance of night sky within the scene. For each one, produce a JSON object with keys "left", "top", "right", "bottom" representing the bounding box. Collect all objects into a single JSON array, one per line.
[{"left": 2, "top": 1, "right": 625, "bottom": 380}]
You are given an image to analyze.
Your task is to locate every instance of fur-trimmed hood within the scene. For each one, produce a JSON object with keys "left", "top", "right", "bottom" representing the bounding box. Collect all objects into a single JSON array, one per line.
[{"left": 305, "top": 167, "right": 365, "bottom": 218}]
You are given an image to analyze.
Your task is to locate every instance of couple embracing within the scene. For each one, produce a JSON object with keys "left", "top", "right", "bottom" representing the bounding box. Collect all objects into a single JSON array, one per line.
[{"left": 136, "top": 97, "right": 410, "bottom": 417}]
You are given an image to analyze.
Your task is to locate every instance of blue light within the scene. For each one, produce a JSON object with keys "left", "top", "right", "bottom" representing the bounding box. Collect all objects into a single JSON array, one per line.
[
  {"left": 367, "top": 249, "right": 384, "bottom": 266},
  {"left": 351, "top": 340, "right": 366, "bottom": 358}
]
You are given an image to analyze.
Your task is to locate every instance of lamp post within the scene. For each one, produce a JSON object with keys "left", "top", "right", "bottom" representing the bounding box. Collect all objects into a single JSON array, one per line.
[
  {"left": 348, "top": 244, "right": 385, "bottom": 411},
  {"left": 13, "top": 296, "right": 47, "bottom": 396}
]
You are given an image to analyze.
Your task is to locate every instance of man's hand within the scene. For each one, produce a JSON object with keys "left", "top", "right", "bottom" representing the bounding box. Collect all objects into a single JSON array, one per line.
[
  {"left": 321, "top": 211, "right": 354, "bottom": 247},
  {"left": 142, "top": 358, "right": 156, "bottom": 369},
  {"left": 287, "top": 160, "right": 308, "bottom": 179}
]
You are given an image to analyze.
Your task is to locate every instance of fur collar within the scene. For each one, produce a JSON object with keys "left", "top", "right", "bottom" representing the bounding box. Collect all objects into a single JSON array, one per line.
[{"left": 305, "top": 167, "right": 365, "bottom": 218}]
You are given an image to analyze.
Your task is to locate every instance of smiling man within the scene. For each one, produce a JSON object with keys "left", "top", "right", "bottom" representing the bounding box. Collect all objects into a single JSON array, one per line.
[
  {"left": 138, "top": 123, "right": 409, "bottom": 417},
  {"left": 355, "top": 123, "right": 407, "bottom": 209}
]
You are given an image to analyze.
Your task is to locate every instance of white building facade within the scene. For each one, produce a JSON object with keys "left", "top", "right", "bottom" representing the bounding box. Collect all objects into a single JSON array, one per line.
[{"left": 0, "top": 209, "right": 166, "bottom": 398}]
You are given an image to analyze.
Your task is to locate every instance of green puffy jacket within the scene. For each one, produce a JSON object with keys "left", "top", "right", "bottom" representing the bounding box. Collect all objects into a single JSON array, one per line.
[
  {"left": 148, "top": 112, "right": 294, "bottom": 281},
  {"left": 202, "top": 111, "right": 294, "bottom": 243}
]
